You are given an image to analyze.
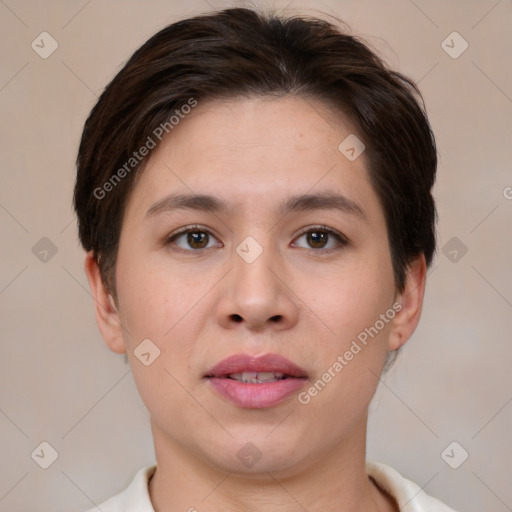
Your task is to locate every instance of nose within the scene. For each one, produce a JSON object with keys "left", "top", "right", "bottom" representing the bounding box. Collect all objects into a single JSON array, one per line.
[{"left": 215, "top": 239, "right": 299, "bottom": 333}]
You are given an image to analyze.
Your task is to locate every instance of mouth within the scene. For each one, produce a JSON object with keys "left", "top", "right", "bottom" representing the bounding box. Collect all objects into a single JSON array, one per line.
[
  {"left": 204, "top": 353, "right": 308, "bottom": 408},
  {"left": 205, "top": 353, "right": 308, "bottom": 379},
  {"left": 224, "top": 371, "right": 289, "bottom": 383}
]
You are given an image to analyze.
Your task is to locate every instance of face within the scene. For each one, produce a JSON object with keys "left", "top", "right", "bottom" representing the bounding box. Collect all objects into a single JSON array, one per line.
[{"left": 89, "top": 96, "right": 424, "bottom": 477}]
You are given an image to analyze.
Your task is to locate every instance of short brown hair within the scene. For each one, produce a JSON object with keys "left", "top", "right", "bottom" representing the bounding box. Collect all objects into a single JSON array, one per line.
[{"left": 74, "top": 6, "right": 437, "bottom": 297}]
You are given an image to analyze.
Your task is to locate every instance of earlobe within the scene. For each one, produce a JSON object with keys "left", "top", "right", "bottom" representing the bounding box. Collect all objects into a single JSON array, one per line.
[
  {"left": 387, "top": 254, "right": 427, "bottom": 352},
  {"left": 84, "top": 251, "right": 127, "bottom": 354}
]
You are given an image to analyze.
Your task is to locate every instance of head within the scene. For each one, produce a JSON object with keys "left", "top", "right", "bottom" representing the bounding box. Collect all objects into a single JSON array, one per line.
[{"left": 75, "top": 7, "right": 436, "bottom": 476}]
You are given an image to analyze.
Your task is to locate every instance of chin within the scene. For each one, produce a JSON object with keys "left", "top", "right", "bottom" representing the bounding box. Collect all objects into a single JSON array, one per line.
[{"left": 199, "top": 429, "right": 311, "bottom": 477}]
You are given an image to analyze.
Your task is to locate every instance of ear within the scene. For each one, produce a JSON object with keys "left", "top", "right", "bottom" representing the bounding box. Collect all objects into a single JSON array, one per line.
[
  {"left": 84, "top": 251, "right": 126, "bottom": 354},
  {"left": 388, "top": 254, "right": 427, "bottom": 351}
]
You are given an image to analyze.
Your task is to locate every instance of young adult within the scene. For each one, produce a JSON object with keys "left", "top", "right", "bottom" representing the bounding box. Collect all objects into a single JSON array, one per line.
[{"left": 75, "top": 7, "right": 457, "bottom": 511}]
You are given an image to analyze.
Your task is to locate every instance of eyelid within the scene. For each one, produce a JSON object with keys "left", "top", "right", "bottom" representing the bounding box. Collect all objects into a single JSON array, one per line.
[
  {"left": 292, "top": 224, "right": 350, "bottom": 252},
  {"left": 165, "top": 224, "right": 222, "bottom": 247},
  {"left": 294, "top": 224, "right": 349, "bottom": 244}
]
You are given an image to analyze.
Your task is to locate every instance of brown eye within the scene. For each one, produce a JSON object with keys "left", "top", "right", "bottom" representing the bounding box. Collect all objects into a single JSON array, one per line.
[
  {"left": 185, "top": 231, "right": 209, "bottom": 249},
  {"left": 293, "top": 226, "right": 349, "bottom": 252},
  {"left": 167, "top": 226, "right": 221, "bottom": 251},
  {"left": 307, "top": 230, "right": 329, "bottom": 249}
]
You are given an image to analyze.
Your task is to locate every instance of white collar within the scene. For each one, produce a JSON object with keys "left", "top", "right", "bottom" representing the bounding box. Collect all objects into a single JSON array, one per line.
[{"left": 91, "top": 460, "right": 457, "bottom": 511}]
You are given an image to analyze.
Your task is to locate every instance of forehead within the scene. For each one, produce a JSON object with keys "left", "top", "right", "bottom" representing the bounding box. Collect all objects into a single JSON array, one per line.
[{"left": 125, "top": 96, "right": 381, "bottom": 224}]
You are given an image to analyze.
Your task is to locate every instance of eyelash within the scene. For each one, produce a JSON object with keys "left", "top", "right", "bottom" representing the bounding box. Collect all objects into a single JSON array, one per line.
[{"left": 165, "top": 224, "right": 349, "bottom": 254}]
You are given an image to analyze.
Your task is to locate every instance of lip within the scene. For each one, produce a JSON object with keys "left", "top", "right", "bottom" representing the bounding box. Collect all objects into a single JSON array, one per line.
[
  {"left": 205, "top": 353, "right": 308, "bottom": 409},
  {"left": 206, "top": 353, "right": 308, "bottom": 378}
]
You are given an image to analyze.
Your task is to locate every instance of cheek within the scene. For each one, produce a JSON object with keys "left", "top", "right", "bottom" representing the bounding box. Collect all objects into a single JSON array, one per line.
[
  {"left": 299, "top": 252, "right": 395, "bottom": 398},
  {"left": 310, "top": 254, "right": 395, "bottom": 337},
  {"left": 114, "top": 259, "right": 206, "bottom": 427},
  {"left": 115, "top": 256, "right": 201, "bottom": 345},
  {"left": 298, "top": 288, "right": 393, "bottom": 438},
  {"left": 115, "top": 256, "right": 213, "bottom": 400}
]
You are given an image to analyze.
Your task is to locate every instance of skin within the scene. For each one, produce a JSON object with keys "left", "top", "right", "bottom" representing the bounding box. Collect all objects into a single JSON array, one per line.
[{"left": 85, "top": 96, "right": 426, "bottom": 512}]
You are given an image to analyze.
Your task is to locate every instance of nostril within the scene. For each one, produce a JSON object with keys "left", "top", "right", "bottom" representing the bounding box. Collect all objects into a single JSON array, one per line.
[{"left": 229, "top": 314, "right": 281, "bottom": 323}]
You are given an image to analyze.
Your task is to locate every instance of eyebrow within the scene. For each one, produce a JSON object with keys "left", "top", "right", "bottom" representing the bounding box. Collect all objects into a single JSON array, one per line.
[{"left": 145, "top": 191, "right": 366, "bottom": 220}]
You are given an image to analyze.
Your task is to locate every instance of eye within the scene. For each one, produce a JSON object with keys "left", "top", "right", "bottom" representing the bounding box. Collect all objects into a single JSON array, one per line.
[
  {"left": 165, "top": 224, "right": 348, "bottom": 253},
  {"left": 292, "top": 226, "right": 349, "bottom": 252},
  {"left": 166, "top": 225, "right": 222, "bottom": 251}
]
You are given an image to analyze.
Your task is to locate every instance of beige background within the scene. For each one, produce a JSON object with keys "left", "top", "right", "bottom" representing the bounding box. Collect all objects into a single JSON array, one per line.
[{"left": 1, "top": 0, "right": 511, "bottom": 510}]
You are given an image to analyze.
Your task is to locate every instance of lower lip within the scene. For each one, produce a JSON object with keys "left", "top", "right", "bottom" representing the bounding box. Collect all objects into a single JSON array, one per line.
[{"left": 207, "top": 377, "right": 307, "bottom": 408}]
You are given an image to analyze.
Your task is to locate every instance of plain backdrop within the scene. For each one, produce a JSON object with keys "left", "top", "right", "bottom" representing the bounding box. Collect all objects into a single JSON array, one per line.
[{"left": 0, "top": 0, "right": 511, "bottom": 511}]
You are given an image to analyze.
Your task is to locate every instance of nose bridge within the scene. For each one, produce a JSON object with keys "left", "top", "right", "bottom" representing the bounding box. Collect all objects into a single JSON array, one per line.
[
  {"left": 233, "top": 231, "right": 281, "bottom": 298},
  {"left": 231, "top": 203, "right": 278, "bottom": 273}
]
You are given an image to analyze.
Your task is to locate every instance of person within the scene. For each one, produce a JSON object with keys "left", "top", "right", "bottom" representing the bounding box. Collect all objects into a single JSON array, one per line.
[{"left": 74, "top": 6, "right": 457, "bottom": 512}]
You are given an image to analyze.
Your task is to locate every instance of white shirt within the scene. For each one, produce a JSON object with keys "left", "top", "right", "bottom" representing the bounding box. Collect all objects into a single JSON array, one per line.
[{"left": 86, "top": 461, "right": 458, "bottom": 511}]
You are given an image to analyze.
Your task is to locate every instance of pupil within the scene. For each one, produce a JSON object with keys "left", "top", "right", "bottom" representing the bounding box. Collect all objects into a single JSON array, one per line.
[
  {"left": 188, "top": 231, "right": 207, "bottom": 248},
  {"left": 309, "top": 231, "right": 326, "bottom": 248}
]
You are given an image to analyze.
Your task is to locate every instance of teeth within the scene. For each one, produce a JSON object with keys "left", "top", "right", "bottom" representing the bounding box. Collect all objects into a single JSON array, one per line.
[{"left": 228, "top": 371, "right": 285, "bottom": 383}]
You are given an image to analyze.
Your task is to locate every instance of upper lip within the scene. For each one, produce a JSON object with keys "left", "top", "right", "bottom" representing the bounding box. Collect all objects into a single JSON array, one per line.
[{"left": 205, "top": 353, "right": 308, "bottom": 378}]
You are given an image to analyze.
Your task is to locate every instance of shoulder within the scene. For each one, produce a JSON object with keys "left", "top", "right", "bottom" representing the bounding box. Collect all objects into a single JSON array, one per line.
[
  {"left": 83, "top": 465, "right": 156, "bottom": 512},
  {"left": 366, "top": 460, "right": 459, "bottom": 512}
]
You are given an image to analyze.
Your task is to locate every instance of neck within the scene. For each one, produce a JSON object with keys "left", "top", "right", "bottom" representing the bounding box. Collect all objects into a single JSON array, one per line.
[{"left": 148, "top": 414, "right": 396, "bottom": 512}]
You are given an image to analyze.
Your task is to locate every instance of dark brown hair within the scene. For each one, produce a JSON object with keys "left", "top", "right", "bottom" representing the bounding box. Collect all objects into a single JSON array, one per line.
[{"left": 74, "top": 6, "right": 437, "bottom": 298}]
